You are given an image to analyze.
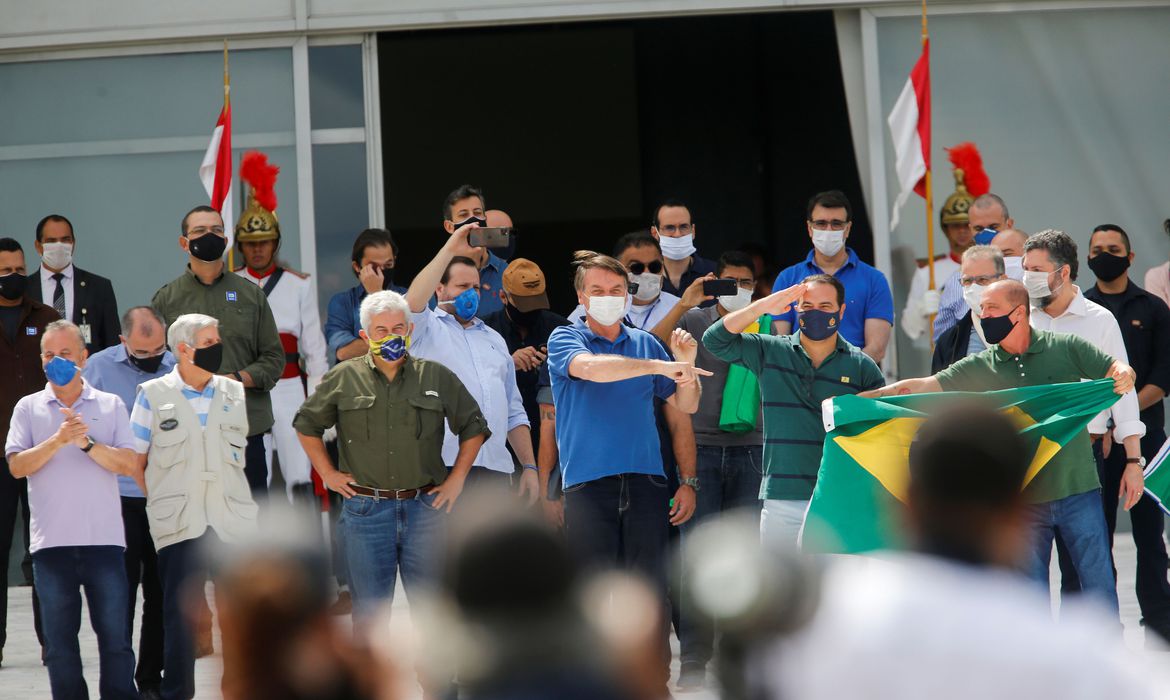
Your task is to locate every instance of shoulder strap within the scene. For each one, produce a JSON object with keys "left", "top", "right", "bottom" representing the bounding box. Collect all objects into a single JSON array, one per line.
[{"left": 261, "top": 267, "right": 285, "bottom": 297}]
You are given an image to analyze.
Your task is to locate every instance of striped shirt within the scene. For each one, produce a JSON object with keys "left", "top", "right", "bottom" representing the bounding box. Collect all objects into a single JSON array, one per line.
[
  {"left": 129, "top": 367, "right": 216, "bottom": 454},
  {"left": 703, "top": 321, "right": 885, "bottom": 500}
]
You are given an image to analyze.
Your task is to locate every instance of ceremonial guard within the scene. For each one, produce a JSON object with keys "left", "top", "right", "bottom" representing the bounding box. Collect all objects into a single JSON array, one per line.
[{"left": 234, "top": 152, "right": 328, "bottom": 504}]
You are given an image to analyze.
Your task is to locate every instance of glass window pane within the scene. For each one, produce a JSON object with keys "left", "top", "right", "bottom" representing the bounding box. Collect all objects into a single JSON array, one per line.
[
  {"left": 0, "top": 48, "right": 295, "bottom": 146},
  {"left": 312, "top": 143, "right": 370, "bottom": 312},
  {"left": 309, "top": 45, "right": 365, "bottom": 130}
]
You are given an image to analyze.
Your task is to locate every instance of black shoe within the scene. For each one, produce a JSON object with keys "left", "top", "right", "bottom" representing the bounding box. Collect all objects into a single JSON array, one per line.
[{"left": 677, "top": 663, "right": 706, "bottom": 691}]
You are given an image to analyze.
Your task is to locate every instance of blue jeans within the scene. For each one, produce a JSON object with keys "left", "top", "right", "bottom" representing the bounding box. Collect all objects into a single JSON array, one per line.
[
  {"left": 679, "top": 445, "right": 762, "bottom": 668},
  {"left": 33, "top": 545, "right": 139, "bottom": 700},
  {"left": 564, "top": 474, "right": 671, "bottom": 684},
  {"left": 340, "top": 492, "right": 446, "bottom": 620},
  {"left": 1024, "top": 489, "right": 1119, "bottom": 614}
]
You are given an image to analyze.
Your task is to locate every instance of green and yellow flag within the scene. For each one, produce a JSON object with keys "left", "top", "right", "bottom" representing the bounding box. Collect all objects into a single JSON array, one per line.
[{"left": 803, "top": 379, "right": 1120, "bottom": 554}]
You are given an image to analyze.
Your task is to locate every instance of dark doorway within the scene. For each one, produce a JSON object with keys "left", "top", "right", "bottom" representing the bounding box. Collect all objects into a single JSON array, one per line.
[{"left": 379, "top": 10, "right": 869, "bottom": 314}]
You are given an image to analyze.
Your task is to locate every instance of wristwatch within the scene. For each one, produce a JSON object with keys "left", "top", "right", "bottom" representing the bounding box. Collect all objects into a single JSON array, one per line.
[
  {"left": 81, "top": 436, "right": 96, "bottom": 453},
  {"left": 1127, "top": 457, "right": 1147, "bottom": 468},
  {"left": 681, "top": 477, "right": 700, "bottom": 492}
]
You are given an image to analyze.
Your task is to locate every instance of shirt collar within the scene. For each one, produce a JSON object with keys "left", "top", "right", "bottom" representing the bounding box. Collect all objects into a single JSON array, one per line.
[
  {"left": 363, "top": 352, "right": 414, "bottom": 384},
  {"left": 184, "top": 264, "right": 226, "bottom": 286},
  {"left": 789, "top": 330, "right": 851, "bottom": 357},
  {"left": 41, "top": 263, "right": 74, "bottom": 281},
  {"left": 992, "top": 328, "right": 1048, "bottom": 360},
  {"left": 573, "top": 316, "right": 629, "bottom": 344},
  {"left": 244, "top": 264, "right": 277, "bottom": 280},
  {"left": 803, "top": 247, "right": 858, "bottom": 272},
  {"left": 483, "top": 251, "right": 506, "bottom": 273},
  {"left": 1089, "top": 279, "right": 1143, "bottom": 302},
  {"left": 434, "top": 305, "right": 484, "bottom": 329},
  {"left": 43, "top": 378, "right": 95, "bottom": 407},
  {"left": 167, "top": 365, "right": 216, "bottom": 397}
]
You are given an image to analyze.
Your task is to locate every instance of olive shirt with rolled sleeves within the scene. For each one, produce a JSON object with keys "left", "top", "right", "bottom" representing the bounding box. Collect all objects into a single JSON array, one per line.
[
  {"left": 293, "top": 353, "right": 491, "bottom": 491},
  {"left": 152, "top": 266, "right": 285, "bottom": 436},
  {"left": 935, "top": 328, "right": 1114, "bottom": 504}
]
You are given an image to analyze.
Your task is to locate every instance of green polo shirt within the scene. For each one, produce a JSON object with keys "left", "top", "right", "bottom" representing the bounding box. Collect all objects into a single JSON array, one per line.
[
  {"left": 152, "top": 266, "right": 284, "bottom": 436},
  {"left": 935, "top": 328, "right": 1113, "bottom": 503},
  {"left": 703, "top": 321, "right": 885, "bottom": 500},
  {"left": 293, "top": 354, "right": 490, "bottom": 490}
]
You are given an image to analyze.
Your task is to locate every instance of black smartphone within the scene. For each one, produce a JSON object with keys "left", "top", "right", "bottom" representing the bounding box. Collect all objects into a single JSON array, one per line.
[
  {"left": 703, "top": 278, "right": 739, "bottom": 297},
  {"left": 468, "top": 227, "right": 512, "bottom": 248}
]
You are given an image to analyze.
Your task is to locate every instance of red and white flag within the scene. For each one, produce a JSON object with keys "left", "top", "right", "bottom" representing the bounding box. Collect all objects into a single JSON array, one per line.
[
  {"left": 198, "top": 104, "right": 234, "bottom": 245},
  {"left": 887, "top": 39, "right": 931, "bottom": 230}
]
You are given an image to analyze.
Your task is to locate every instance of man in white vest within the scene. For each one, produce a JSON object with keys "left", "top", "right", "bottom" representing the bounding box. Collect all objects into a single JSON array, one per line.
[{"left": 129, "top": 312, "right": 259, "bottom": 700}]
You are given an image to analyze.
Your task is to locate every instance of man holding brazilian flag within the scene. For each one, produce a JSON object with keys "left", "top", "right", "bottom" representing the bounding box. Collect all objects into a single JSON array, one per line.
[{"left": 808, "top": 279, "right": 1138, "bottom": 614}]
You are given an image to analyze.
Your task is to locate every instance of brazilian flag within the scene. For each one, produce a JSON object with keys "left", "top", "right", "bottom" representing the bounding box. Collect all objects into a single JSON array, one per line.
[{"left": 803, "top": 379, "right": 1120, "bottom": 554}]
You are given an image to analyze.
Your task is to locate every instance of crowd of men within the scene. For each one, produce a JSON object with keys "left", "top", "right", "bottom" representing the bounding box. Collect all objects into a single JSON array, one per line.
[{"left": 2, "top": 168, "right": 1170, "bottom": 699}]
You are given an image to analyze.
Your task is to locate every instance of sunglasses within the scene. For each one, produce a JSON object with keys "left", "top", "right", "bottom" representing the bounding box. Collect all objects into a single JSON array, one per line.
[{"left": 627, "top": 260, "right": 663, "bottom": 275}]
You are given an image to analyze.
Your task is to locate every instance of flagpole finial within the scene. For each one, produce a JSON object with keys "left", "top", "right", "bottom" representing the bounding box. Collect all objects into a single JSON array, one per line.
[{"left": 921, "top": 0, "right": 929, "bottom": 44}]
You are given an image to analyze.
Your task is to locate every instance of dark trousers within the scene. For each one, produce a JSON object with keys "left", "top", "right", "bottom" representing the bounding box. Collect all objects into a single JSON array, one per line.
[
  {"left": 564, "top": 474, "right": 671, "bottom": 683},
  {"left": 33, "top": 545, "right": 139, "bottom": 700},
  {"left": 122, "top": 497, "right": 164, "bottom": 690},
  {"left": 243, "top": 433, "right": 268, "bottom": 499},
  {"left": 1061, "top": 432, "right": 1170, "bottom": 636},
  {"left": 679, "top": 445, "right": 764, "bottom": 669},
  {"left": 0, "top": 458, "right": 43, "bottom": 651},
  {"left": 157, "top": 534, "right": 214, "bottom": 700}
]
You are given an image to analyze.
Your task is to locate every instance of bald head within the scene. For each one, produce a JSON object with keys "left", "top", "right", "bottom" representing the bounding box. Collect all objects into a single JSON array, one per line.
[
  {"left": 969, "top": 194, "right": 1014, "bottom": 235},
  {"left": 485, "top": 210, "right": 513, "bottom": 229},
  {"left": 991, "top": 229, "right": 1028, "bottom": 258},
  {"left": 983, "top": 279, "right": 1029, "bottom": 316}
]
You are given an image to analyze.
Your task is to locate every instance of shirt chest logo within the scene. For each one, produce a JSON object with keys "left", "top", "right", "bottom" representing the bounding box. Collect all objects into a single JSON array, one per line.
[
  {"left": 160, "top": 418, "right": 179, "bottom": 431},
  {"left": 226, "top": 291, "right": 238, "bottom": 302},
  {"left": 25, "top": 327, "right": 37, "bottom": 336}
]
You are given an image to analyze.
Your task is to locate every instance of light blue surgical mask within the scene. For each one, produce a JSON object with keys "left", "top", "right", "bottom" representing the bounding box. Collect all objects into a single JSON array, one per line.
[{"left": 442, "top": 287, "right": 480, "bottom": 319}]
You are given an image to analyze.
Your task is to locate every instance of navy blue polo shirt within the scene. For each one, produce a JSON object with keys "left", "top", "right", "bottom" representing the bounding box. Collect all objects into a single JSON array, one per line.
[
  {"left": 547, "top": 319, "right": 677, "bottom": 487},
  {"left": 771, "top": 248, "right": 894, "bottom": 348}
]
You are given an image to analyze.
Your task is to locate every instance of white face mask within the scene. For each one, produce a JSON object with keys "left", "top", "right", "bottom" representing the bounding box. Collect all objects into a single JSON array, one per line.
[
  {"left": 719, "top": 287, "right": 753, "bottom": 313},
  {"left": 812, "top": 229, "right": 845, "bottom": 257},
  {"left": 1003, "top": 256, "right": 1024, "bottom": 281},
  {"left": 629, "top": 272, "right": 662, "bottom": 302},
  {"left": 962, "top": 283, "right": 987, "bottom": 317},
  {"left": 658, "top": 234, "right": 696, "bottom": 261},
  {"left": 41, "top": 242, "right": 73, "bottom": 270},
  {"left": 587, "top": 295, "right": 627, "bottom": 327},
  {"left": 1023, "top": 269, "right": 1058, "bottom": 302}
]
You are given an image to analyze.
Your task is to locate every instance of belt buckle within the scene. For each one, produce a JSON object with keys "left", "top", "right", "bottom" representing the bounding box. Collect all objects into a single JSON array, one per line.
[{"left": 395, "top": 488, "right": 416, "bottom": 500}]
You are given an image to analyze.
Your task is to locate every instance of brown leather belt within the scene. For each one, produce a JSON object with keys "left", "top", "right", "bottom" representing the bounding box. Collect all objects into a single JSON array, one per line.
[{"left": 350, "top": 484, "right": 434, "bottom": 500}]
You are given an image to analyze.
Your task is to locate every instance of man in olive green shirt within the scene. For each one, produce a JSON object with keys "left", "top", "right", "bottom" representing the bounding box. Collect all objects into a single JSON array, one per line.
[
  {"left": 153, "top": 206, "right": 285, "bottom": 497},
  {"left": 865, "top": 280, "right": 1136, "bottom": 614},
  {"left": 294, "top": 290, "right": 488, "bottom": 623}
]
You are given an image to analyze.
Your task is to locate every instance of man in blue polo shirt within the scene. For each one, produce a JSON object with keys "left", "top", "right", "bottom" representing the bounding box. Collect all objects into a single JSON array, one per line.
[
  {"left": 547, "top": 249, "right": 709, "bottom": 687},
  {"left": 771, "top": 190, "right": 894, "bottom": 363},
  {"left": 83, "top": 305, "right": 175, "bottom": 698}
]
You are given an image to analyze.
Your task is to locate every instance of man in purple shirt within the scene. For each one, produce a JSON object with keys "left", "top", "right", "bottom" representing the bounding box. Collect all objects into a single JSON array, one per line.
[{"left": 5, "top": 319, "right": 140, "bottom": 700}]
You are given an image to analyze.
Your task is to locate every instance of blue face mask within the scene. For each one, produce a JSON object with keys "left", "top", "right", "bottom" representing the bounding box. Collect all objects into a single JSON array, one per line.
[
  {"left": 444, "top": 287, "right": 480, "bottom": 320},
  {"left": 797, "top": 309, "right": 841, "bottom": 341},
  {"left": 973, "top": 228, "right": 998, "bottom": 245},
  {"left": 45, "top": 355, "right": 79, "bottom": 386}
]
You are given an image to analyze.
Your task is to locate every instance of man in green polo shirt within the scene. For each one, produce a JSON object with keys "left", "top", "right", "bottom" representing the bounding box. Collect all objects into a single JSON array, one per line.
[
  {"left": 293, "top": 290, "right": 489, "bottom": 626},
  {"left": 863, "top": 279, "right": 1137, "bottom": 614},
  {"left": 704, "top": 273, "right": 885, "bottom": 547},
  {"left": 152, "top": 205, "right": 285, "bottom": 497}
]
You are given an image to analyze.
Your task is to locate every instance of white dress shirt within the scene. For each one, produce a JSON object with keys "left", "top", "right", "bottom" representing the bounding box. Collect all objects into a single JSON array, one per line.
[
  {"left": 40, "top": 263, "right": 74, "bottom": 321},
  {"left": 410, "top": 306, "right": 528, "bottom": 472},
  {"left": 1030, "top": 287, "right": 1145, "bottom": 441},
  {"left": 568, "top": 290, "right": 682, "bottom": 332}
]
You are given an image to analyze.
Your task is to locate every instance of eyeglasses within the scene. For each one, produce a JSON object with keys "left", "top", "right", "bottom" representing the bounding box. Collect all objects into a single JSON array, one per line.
[
  {"left": 627, "top": 261, "right": 663, "bottom": 275},
  {"left": 960, "top": 274, "right": 1002, "bottom": 287},
  {"left": 809, "top": 219, "right": 849, "bottom": 230},
  {"left": 658, "top": 223, "right": 692, "bottom": 235},
  {"left": 188, "top": 226, "right": 225, "bottom": 237}
]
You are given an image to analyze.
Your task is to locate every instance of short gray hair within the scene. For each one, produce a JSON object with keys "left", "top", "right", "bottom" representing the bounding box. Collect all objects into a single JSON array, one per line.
[
  {"left": 41, "top": 319, "right": 86, "bottom": 353},
  {"left": 167, "top": 313, "right": 219, "bottom": 351},
  {"left": 359, "top": 291, "right": 411, "bottom": 332},
  {"left": 121, "top": 306, "right": 166, "bottom": 336},
  {"left": 961, "top": 245, "right": 1005, "bottom": 276}
]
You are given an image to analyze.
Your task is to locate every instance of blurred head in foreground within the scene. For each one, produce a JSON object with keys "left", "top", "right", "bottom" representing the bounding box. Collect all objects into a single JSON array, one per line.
[{"left": 907, "top": 402, "right": 1030, "bottom": 568}]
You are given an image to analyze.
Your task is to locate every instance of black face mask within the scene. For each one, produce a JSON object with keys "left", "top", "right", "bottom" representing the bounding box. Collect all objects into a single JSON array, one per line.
[
  {"left": 188, "top": 234, "right": 227, "bottom": 262},
  {"left": 979, "top": 306, "right": 1020, "bottom": 345},
  {"left": 1087, "top": 253, "right": 1130, "bottom": 283},
  {"left": 192, "top": 343, "right": 224, "bottom": 373},
  {"left": 128, "top": 351, "right": 166, "bottom": 374},
  {"left": 453, "top": 215, "right": 487, "bottom": 231},
  {"left": 381, "top": 267, "right": 397, "bottom": 290},
  {"left": 506, "top": 303, "right": 541, "bottom": 327},
  {"left": 0, "top": 272, "right": 28, "bottom": 301}
]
